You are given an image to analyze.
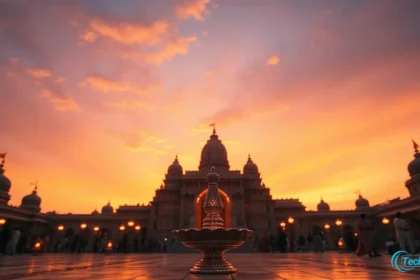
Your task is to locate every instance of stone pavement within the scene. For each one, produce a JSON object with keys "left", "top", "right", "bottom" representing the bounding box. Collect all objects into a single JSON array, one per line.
[{"left": 0, "top": 252, "right": 418, "bottom": 280}]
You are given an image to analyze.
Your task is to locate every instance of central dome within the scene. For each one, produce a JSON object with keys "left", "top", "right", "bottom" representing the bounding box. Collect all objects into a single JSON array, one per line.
[{"left": 199, "top": 128, "right": 229, "bottom": 172}]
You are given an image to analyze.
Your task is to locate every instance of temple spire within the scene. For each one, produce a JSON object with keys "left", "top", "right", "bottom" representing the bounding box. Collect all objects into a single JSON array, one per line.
[
  {"left": 30, "top": 181, "right": 38, "bottom": 193},
  {"left": 0, "top": 152, "right": 6, "bottom": 169},
  {"left": 209, "top": 123, "right": 216, "bottom": 135},
  {"left": 412, "top": 139, "right": 419, "bottom": 153}
]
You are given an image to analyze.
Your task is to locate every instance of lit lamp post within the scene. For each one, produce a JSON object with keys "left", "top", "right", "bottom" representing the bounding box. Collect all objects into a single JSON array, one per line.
[
  {"left": 80, "top": 223, "right": 87, "bottom": 230},
  {"left": 381, "top": 217, "right": 392, "bottom": 250},
  {"left": 57, "top": 225, "right": 64, "bottom": 231},
  {"left": 324, "top": 223, "right": 330, "bottom": 230},
  {"left": 128, "top": 220, "right": 135, "bottom": 227},
  {"left": 105, "top": 241, "right": 113, "bottom": 254},
  {"left": 93, "top": 226, "right": 100, "bottom": 232},
  {"left": 135, "top": 225, "right": 141, "bottom": 231},
  {"left": 33, "top": 240, "right": 42, "bottom": 254},
  {"left": 0, "top": 218, "right": 6, "bottom": 226},
  {"left": 280, "top": 221, "right": 286, "bottom": 229},
  {"left": 335, "top": 219, "right": 344, "bottom": 251},
  {"left": 382, "top": 217, "right": 390, "bottom": 225},
  {"left": 287, "top": 217, "right": 295, "bottom": 252}
]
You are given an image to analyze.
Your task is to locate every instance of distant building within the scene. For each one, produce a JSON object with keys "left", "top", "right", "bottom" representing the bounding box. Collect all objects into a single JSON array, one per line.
[{"left": 1, "top": 130, "right": 419, "bottom": 250}]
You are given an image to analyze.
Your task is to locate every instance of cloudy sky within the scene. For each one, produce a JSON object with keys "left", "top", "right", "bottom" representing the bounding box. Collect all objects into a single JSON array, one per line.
[{"left": 1, "top": 0, "right": 419, "bottom": 214}]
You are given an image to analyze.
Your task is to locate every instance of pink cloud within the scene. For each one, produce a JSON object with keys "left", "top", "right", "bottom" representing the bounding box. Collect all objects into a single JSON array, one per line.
[
  {"left": 79, "top": 76, "right": 161, "bottom": 95},
  {"left": 85, "top": 18, "right": 170, "bottom": 45},
  {"left": 144, "top": 36, "right": 197, "bottom": 65},
  {"left": 26, "top": 68, "right": 53, "bottom": 78},
  {"left": 175, "top": 0, "right": 212, "bottom": 20},
  {"left": 266, "top": 55, "right": 279, "bottom": 66},
  {"left": 40, "top": 90, "right": 80, "bottom": 112}
]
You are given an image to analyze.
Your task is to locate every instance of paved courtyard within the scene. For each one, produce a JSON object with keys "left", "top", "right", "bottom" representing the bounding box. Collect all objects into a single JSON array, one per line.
[{"left": 0, "top": 252, "right": 418, "bottom": 280}]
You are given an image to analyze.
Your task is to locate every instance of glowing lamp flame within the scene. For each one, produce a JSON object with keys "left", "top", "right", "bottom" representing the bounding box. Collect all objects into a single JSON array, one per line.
[
  {"left": 107, "top": 241, "right": 112, "bottom": 248},
  {"left": 382, "top": 217, "right": 390, "bottom": 225},
  {"left": 354, "top": 233, "right": 358, "bottom": 236},
  {"left": 288, "top": 217, "right": 295, "bottom": 224},
  {"left": 57, "top": 225, "right": 64, "bottom": 231},
  {"left": 335, "top": 219, "right": 343, "bottom": 226},
  {"left": 119, "top": 225, "right": 125, "bottom": 231},
  {"left": 280, "top": 221, "right": 286, "bottom": 228},
  {"left": 93, "top": 226, "right": 100, "bottom": 232},
  {"left": 324, "top": 223, "right": 331, "bottom": 229},
  {"left": 127, "top": 221, "right": 135, "bottom": 227},
  {"left": 34, "top": 242, "right": 41, "bottom": 249},
  {"left": 338, "top": 240, "right": 344, "bottom": 248},
  {"left": 80, "top": 223, "right": 87, "bottom": 229},
  {"left": 0, "top": 218, "right": 6, "bottom": 225},
  {"left": 135, "top": 225, "right": 141, "bottom": 231}
]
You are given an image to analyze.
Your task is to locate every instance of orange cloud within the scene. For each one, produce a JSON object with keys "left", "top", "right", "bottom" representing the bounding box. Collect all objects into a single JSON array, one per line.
[
  {"left": 144, "top": 36, "right": 197, "bottom": 65},
  {"left": 125, "top": 134, "right": 170, "bottom": 155},
  {"left": 26, "top": 68, "right": 52, "bottom": 78},
  {"left": 79, "top": 76, "right": 160, "bottom": 94},
  {"left": 87, "top": 18, "right": 170, "bottom": 45},
  {"left": 40, "top": 90, "right": 79, "bottom": 112},
  {"left": 266, "top": 55, "right": 279, "bottom": 66},
  {"left": 175, "top": 0, "right": 212, "bottom": 20},
  {"left": 80, "top": 31, "right": 98, "bottom": 43},
  {"left": 112, "top": 100, "right": 154, "bottom": 111}
]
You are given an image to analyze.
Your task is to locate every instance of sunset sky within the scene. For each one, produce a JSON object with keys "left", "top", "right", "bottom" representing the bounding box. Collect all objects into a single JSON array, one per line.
[{"left": 1, "top": 0, "right": 420, "bottom": 214}]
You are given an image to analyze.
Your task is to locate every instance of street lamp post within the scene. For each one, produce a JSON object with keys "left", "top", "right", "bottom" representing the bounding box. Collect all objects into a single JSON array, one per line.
[{"left": 287, "top": 217, "right": 295, "bottom": 252}]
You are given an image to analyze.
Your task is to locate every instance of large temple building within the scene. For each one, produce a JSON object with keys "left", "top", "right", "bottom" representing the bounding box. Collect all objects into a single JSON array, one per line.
[{"left": 1, "top": 130, "right": 420, "bottom": 251}]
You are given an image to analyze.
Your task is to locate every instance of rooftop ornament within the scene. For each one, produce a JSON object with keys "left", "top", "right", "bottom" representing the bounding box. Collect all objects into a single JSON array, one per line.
[{"left": 172, "top": 167, "right": 253, "bottom": 274}]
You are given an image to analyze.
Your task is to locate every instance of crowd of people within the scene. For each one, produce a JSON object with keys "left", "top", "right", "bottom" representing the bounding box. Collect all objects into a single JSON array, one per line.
[
  {"left": 0, "top": 224, "right": 161, "bottom": 255},
  {"left": 0, "top": 212, "right": 417, "bottom": 256},
  {"left": 251, "top": 212, "right": 418, "bottom": 256}
]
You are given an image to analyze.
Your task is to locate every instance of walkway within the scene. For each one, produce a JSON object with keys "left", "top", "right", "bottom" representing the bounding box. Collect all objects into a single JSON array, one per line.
[{"left": 0, "top": 252, "right": 417, "bottom": 279}]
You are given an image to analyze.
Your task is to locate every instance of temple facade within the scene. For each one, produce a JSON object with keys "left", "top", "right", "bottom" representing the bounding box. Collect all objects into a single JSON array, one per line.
[{"left": 1, "top": 131, "right": 420, "bottom": 251}]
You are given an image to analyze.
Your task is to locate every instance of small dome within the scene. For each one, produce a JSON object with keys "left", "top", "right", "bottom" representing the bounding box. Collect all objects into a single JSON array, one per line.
[
  {"left": 317, "top": 198, "right": 330, "bottom": 212},
  {"left": 408, "top": 154, "right": 420, "bottom": 177},
  {"left": 199, "top": 128, "right": 229, "bottom": 172},
  {"left": 91, "top": 209, "right": 99, "bottom": 215},
  {"left": 243, "top": 154, "right": 258, "bottom": 174},
  {"left": 168, "top": 155, "right": 183, "bottom": 175},
  {"left": 355, "top": 194, "right": 370, "bottom": 209},
  {"left": 408, "top": 140, "right": 420, "bottom": 176},
  {"left": 101, "top": 201, "right": 113, "bottom": 214},
  {"left": 21, "top": 186, "right": 41, "bottom": 211},
  {"left": 0, "top": 159, "right": 11, "bottom": 193}
]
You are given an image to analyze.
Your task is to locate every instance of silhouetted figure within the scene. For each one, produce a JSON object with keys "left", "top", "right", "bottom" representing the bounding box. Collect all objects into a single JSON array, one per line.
[
  {"left": 355, "top": 213, "right": 381, "bottom": 257},
  {"left": 307, "top": 234, "right": 313, "bottom": 248},
  {"left": 133, "top": 237, "right": 139, "bottom": 253},
  {"left": 344, "top": 230, "right": 356, "bottom": 252},
  {"left": 393, "top": 212, "right": 415, "bottom": 254},
  {"left": 0, "top": 225, "right": 10, "bottom": 254},
  {"left": 260, "top": 233, "right": 270, "bottom": 252},
  {"left": 17, "top": 232, "right": 27, "bottom": 253},
  {"left": 277, "top": 229, "right": 288, "bottom": 253},
  {"left": 122, "top": 233, "right": 128, "bottom": 253},
  {"left": 312, "top": 228, "right": 324, "bottom": 253},
  {"left": 71, "top": 234, "right": 79, "bottom": 253},
  {"left": 297, "top": 236, "right": 306, "bottom": 252}
]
